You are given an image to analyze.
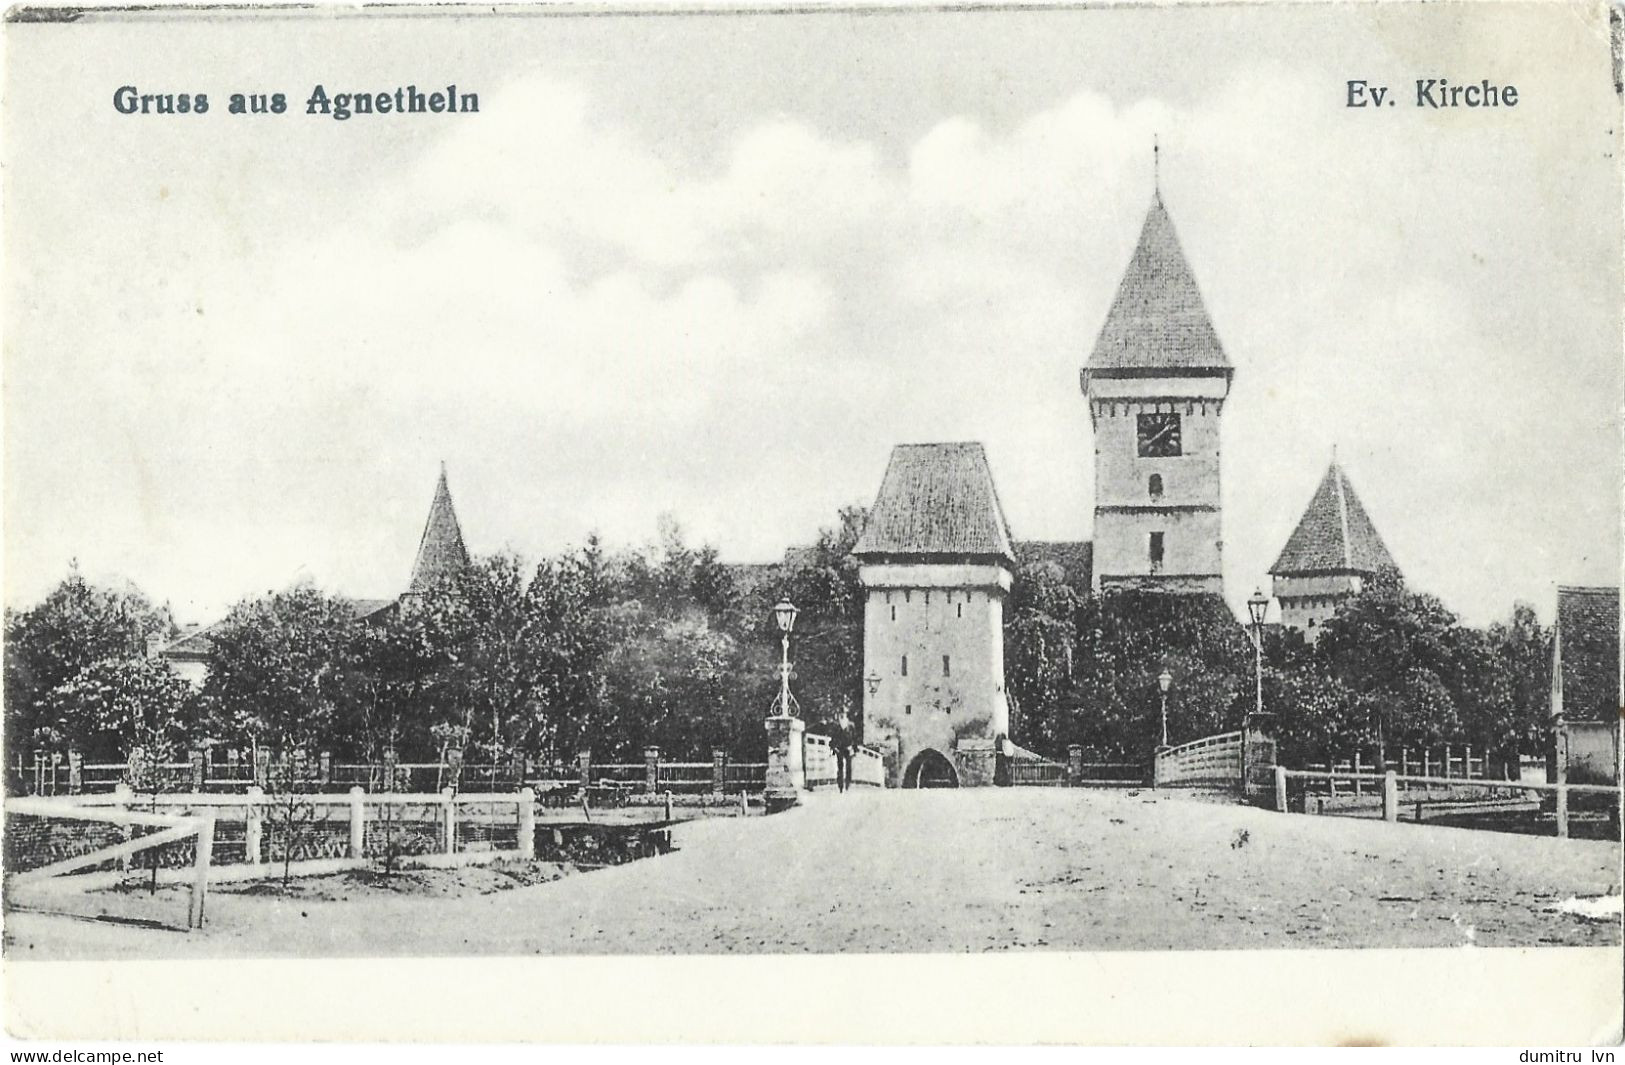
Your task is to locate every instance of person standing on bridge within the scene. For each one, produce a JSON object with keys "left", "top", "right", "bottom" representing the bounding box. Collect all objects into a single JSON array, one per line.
[{"left": 832, "top": 711, "right": 855, "bottom": 792}]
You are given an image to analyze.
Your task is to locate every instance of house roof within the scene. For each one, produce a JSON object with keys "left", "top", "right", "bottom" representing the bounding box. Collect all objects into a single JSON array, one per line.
[
  {"left": 1269, "top": 461, "right": 1397, "bottom": 577},
  {"left": 408, "top": 465, "right": 471, "bottom": 594},
  {"left": 1556, "top": 585, "right": 1619, "bottom": 722},
  {"left": 1085, "top": 193, "right": 1230, "bottom": 375},
  {"left": 159, "top": 596, "right": 400, "bottom": 661},
  {"left": 851, "top": 442, "right": 1016, "bottom": 565},
  {"left": 1015, "top": 540, "right": 1093, "bottom": 590}
]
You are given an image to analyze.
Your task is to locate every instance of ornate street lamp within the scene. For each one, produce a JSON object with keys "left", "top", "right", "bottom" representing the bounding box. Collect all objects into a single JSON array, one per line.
[
  {"left": 1246, "top": 587, "right": 1269, "bottom": 729},
  {"left": 770, "top": 599, "right": 800, "bottom": 717},
  {"left": 1157, "top": 668, "right": 1173, "bottom": 751}
]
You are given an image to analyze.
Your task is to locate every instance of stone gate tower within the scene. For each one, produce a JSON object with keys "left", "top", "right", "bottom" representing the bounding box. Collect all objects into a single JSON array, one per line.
[
  {"left": 852, "top": 442, "right": 1015, "bottom": 788},
  {"left": 1082, "top": 192, "right": 1232, "bottom": 595}
]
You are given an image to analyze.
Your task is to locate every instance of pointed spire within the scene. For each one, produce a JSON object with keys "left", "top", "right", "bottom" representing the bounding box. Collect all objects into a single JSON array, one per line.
[
  {"left": 407, "top": 465, "right": 471, "bottom": 594},
  {"left": 1085, "top": 193, "right": 1229, "bottom": 373},
  {"left": 1269, "top": 460, "right": 1397, "bottom": 577}
]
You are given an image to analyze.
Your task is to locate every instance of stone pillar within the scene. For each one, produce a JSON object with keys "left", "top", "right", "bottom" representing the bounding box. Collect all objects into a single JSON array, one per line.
[
  {"left": 189, "top": 749, "right": 205, "bottom": 792},
  {"left": 577, "top": 749, "right": 592, "bottom": 792},
  {"left": 67, "top": 750, "right": 83, "bottom": 795},
  {"left": 644, "top": 746, "right": 660, "bottom": 795},
  {"left": 1382, "top": 771, "right": 1398, "bottom": 823},
  {"left": 712, "top": 749, "right": 727, "bottom": 795},
  {"left": 348, "top": 786, "right": 366, "bottom": 858},
  {"left": 764, "top": 715, "right": 805, "bottom": 814},
  {"left": 1274, "top": 765, "right": 1288, "bottom": 813},
  {"left": 1066, "top": 745, "right": 1084, "bottom": 787},
  {"left": 517, "top": 787, "right": 536, "bottom": 858}
]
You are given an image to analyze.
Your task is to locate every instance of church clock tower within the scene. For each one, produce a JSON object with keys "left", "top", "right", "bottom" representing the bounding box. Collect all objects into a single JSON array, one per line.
[{"left": 1081, "top": 191, "right": 1232, "bottom": 595}]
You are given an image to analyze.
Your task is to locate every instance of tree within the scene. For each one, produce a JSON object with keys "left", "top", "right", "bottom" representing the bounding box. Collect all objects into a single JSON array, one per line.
[
  {"left": 201, "top": 584, "right": 359, "bottom": 759},
  {"left": 1315, "top": 567, "right": 1466, "bottom": 763},
  {"left": 42, "top": 655, "right": 195, "bottom": 764},
  {"left": 5, "top": 566, "right": 172, "bottom": 757}
]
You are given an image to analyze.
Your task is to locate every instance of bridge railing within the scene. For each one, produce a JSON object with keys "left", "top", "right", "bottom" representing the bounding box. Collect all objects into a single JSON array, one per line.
[{"left": 1153, "top": 731, "right": 1242, "bottom": 788}]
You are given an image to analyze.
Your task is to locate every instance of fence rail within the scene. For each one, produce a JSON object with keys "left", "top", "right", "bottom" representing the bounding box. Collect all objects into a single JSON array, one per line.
[{"left": 1274, "top": 767, "right": 1622, "bottom": 839}]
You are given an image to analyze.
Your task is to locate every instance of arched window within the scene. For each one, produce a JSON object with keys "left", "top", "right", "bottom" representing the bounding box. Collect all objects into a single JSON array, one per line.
[{"left": 1148, "top": 473, "right": 1164, "bottom": 499}]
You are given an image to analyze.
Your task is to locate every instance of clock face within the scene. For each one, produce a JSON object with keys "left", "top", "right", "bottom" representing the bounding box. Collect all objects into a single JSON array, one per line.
[{"left": 1137, "top": 412, "right": 1183, "bottom": 457}]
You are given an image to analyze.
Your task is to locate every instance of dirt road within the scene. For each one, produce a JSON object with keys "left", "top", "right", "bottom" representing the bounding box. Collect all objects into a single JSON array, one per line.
[{"left": 6, "top": 788, "right": 1620, "bottom": 958}]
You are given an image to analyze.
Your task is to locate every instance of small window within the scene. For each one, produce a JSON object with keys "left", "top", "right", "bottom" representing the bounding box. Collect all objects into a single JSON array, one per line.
[
  {"left": 890, "top": 604, "right": 896, "bottom": 622},
  {"left": 942, "top": 655, "right": 951, "bottom": 677},
  {"left": 901, "top": 655, "right": 909, "bottom": 677},
  {"left": 957, "top": 603, "right": 963, "bottom": 618},
  {"left": 905, "top": 704, "right": 912, "bottom": 716},
  {"left": 1148, "top": 473, "right": 1164, "bottom": 500},
  {"left": 1149, "top": 532, "right": 1165, "bottom": 571}
]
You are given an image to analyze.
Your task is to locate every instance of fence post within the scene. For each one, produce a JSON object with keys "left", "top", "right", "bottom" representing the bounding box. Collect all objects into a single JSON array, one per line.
[
  {"left": 664, "top": 789, "right": 674, "bottom": 822},
  {"left": 739, "top": 788, "right": 748, "bottom": 816},
  {"left": 189, "top": 749, "right": 205, "bottom": 792},
  {"left": 1464, "top": 744, "right": 1474, "bottom": 779},
  {"left": 348, "top": 786, "right": 366, "bottom": 859},
  {"left": 254, "top": 748, "right": 270, "bottom": 789},
  {"left": 1555, "top": 784, "right": 1569, "bottom": 839},
  {"left": 1067, "top": 745, "right": 1084, "bottom": 787},
  {"left": 67, "top": 750, "right": 83, "bottom": 795},
  {"left": 577, "top": 749, "right": 591, "bottom": 792},
  {"left": 32, "top": 751, "right": 44, "bottom": 796},
  {"left": 320, "top": 752, "right": 333, "bottom": 787},
  {"left": 1383, "top": 771, "right": 1398, "bottom": 823},
  {"left": 382, "top": 749, "right": 398, "bottom": 793},
  {"left": 1422, "top": 748, "right": 1432, "bottom": 781},
  {"left": 517, "top": 787, "right": 535, "bottom": 858},
  {"left": 1400, "top": 748, "right": 1410, "bottom": 777},
  {"left": 245, "top": 786, "right": 264, "bottom": 867},
  {"left": 187, "top": 815, "right": 215, "bottom": 930},
  {"left": 443, "top": 787, "right": 458, "bottom": 855},
  {"left": 644, "top": 746, "right": 660, "bottom": 795},
  {"left": 712, "top": 749, "right": 727, "bottom": 795},
  {"left": 1274, "top": 765, "right": 1287, "bottom": 813},
  {"left": 113, "top": 782, "right": 134, "bottom": 870},
  {"left": 1354, "top": 751, "right": 1364, "bottom": 797}
]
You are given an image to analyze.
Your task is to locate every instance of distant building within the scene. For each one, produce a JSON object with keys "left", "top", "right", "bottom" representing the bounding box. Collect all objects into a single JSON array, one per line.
[
  {"left": 852, "top": 442, "right": 1016, "bottom": 788},
  {"left": 156, "top": 465, "right": 470, "bottom": 686},
  {"left": 1549, "top": 585, "right": 1621, "bottom": 791},
  {"left": 1268, "top": 459, "right": 1397, "bottom": 641},
  {"left": 1081, "top": 192, "right": 1232, "bottom": 596}
]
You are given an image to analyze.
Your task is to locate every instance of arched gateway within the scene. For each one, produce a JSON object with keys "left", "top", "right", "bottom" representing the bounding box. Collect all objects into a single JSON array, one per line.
[{"left": 903, "top": 749, "right": 959, "bottom": 789}]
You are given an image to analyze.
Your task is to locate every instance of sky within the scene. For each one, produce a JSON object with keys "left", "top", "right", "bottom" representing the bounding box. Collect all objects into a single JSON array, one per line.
[{"left": 4, "top": 3, "right": 1620, "bottom": 627}]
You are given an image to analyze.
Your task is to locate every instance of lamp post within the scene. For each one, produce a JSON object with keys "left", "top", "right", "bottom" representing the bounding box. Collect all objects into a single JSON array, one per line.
[
  {"left": 1246, "top": 588, "right": 1269, "bottom": 729},
  {"left": 1157, "top": 669, "right": 1173, "bottom": 751},
  {"left": 771, "top": 598, "right": 800, "bottom": 717}
]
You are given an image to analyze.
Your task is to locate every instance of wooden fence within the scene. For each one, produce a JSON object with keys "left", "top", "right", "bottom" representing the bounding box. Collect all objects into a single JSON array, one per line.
[
  {"left": 1302, "top": 745, "right": 1493, "bottom": 792},
  {"left": 1273, "top": 767, "right": 1622, "bottom": 839},
  {"left": 11, "top": 748, "right": 769, "bottom": 799},
  {"left": 6, "top": 795, "right": 216, "bottom": 929},
  {"left": 1153, "top": 731, "right": 1242, "bottom": 788}
]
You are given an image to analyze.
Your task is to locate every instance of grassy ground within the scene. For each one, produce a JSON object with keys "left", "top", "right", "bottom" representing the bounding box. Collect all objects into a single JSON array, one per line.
[{"left": 4, "top": 787, "right": 1619, "bottom": 958}]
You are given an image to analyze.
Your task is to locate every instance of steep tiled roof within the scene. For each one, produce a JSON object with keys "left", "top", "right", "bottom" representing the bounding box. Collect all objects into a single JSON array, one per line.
[
  {"left": 408, "top": 466, "right": 471, "bottom": 594},
  {"left": 852, "top": 443, "right": 1016, "bottom": 564},
  {"left": 1085, "top": 194, "right": 1230, "bottom": 374},
  {"left": 1556, "top": 586, "right": 1619, "bottom": 722},
  {"left": 1016, "top": 540, "right": 1093, "bottom": 590},
  {"left": 1269, "top": 462, "right": 1396, "bottom": 576}
]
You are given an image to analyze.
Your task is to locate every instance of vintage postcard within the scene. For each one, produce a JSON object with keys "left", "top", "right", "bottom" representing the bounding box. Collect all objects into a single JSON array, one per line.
[{"left": 1, "top": 0, "right": 1621, "bottom": 1046}]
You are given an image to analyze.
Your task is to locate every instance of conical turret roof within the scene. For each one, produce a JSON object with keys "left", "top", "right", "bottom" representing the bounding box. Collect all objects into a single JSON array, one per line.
[
  {"left": 1270, "top": 462, "right": 1396, "bottom": 577},
  {"left": 1086, "top": 193, "right": 1230, "bottom": 374},
  {"left": 852, "top": 442, "right": 1016, "bottom": 566},
  {"left": 408, "top": 465, "right": 471, "bottom": 594}
]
